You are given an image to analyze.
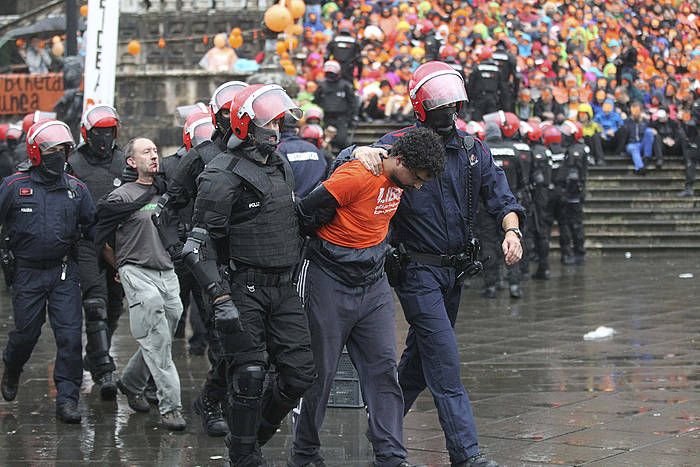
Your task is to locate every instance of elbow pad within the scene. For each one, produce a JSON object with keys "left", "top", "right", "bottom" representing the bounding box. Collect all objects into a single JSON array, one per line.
[
  {"left": 297, "top": 185, "right": 339, "bottom": 231},
  {"left": 182, "top": 227, "right": 228, "bottom": 300}
]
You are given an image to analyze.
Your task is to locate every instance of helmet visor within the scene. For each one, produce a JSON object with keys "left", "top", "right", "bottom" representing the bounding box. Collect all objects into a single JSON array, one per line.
[
  {"left": 190, "top": 119, "right": 215, "bottom": 147},
  {"left": 212, "top": 82, "right": 248, "bottom": 113},
  {"left": 31, "top": 122, "right": 75, "bottom": 152},
  {"left": 176, "top": 103, "right": 208, "bottom": 125},
  {"left": 250, "top": 88, "right": 302, "bottom": 127},
  {"left": 415, "top": 71, "right": 468, "bottom": 111},
  {"left": 83, "top": 105, "right": 119, "bottom": 130}
]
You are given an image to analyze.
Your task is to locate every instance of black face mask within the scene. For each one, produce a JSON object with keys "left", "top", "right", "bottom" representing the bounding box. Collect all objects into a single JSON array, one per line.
[
  {"left": 6, "top": 139, "right": 18, "bottom": 151},
  {"left": 39, "top": 150, "right": 67, "bottom": 179},
  {"left": 87, "top": 127, "right": 116, "bottom": 157},
  {"left": 216, "top": 111, "right": 231, "bottom": 133},
  {"left": 424, "top": 105, "right": 457, "bottom": 136},
  {"left": 325, "top": 72, "right": 340, "bottom": 81},
  {"left": 252, "top": 125, "right": 281, "bottom": 157}
]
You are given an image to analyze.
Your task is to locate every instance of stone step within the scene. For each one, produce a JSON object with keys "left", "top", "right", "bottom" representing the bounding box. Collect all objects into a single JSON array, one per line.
[
  {"left": 583, "top": 197, "right": 700, "bottom": 209},
  {"left": 582, "top": 207, "right": 700, "bottom": 221},
  {"left": 573, "top": 219, "right": 700, "bottom": 233},
  {"left": 549, "top": 231, "right": 700, "bottom": 247},
  {"left": 585, "top": 187, "right": 695, "bottom": 197}
]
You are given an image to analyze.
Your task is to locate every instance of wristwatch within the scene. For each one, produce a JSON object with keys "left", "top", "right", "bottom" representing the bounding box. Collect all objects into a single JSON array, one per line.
[{"left": 505, "top": 227, "right": 522, "bottom": 239}]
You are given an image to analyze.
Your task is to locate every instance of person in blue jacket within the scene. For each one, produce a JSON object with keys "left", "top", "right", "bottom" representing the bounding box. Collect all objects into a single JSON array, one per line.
[
  {"left": 347, "top": 61, "right": 524, "bottom": 467},
  {"left": 0, "top": 120, "right": 96, "bottom": 424},
  {"left": 593, "top": 99, "right": 626, "bottom": 155},
  {"left": 278, "top": 113, "right": 328, "bottom": 198}
]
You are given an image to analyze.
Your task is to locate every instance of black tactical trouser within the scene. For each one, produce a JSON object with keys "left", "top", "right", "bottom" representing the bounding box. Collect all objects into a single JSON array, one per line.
[
  {"left": 536, "top": 187, "right": 585, "bottom": 270},
  {"left": 77, "top": 240, "right": 124, "bottom": 377},
  {"left": 530, "top": 186, "right": 549, "bottom": 272},
  {"left": 682, "top": 142, "right": 700, "bottom": 190},
  {"left": 325, "top": 114, "right": 351, "bottom": 154},
  {"left": 519, "top": 196, "right": 536, "bottom": 276},
  {"left": 206, "top": 271, "right": 316, "bottom": 466},
  {"left": 174, "top": 268, "right": 209, "bottom": 351},
  {"left": 477, "top": 208, "right": 521, "bottom": 288}
]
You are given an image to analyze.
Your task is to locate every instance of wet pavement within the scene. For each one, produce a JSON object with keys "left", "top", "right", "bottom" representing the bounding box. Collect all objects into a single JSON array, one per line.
[{"left": 1, "top": 254, "right": 699, "bottom": 466}]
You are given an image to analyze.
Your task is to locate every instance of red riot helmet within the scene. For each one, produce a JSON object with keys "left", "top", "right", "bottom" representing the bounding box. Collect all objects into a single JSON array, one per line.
[
  {"left": 465, "top": 120, "right": 485, "bottom": 137},
  {"left": 542, "top": 124, "right": 562, "bottom": 146},
  {"left": 560, "top": 119, "right": 583, "bottom": 142},
  {"left": 229, "top": 84, "right": 302, "bottom": 146},
  {"left": 299, "top": 124, "right": 324, "bottom": 148},
  {"left": 304, "top": 107, "right": 324, "bottom": 124},
  {"left": 23, "top": 111, "right": 57, "bottom": 135},
  {"left": 183, "top": 111, "right": 215, "bottom": 151},
  {"left": 80, "top": 104, "right": 120, "bottom": 141},
  {"left": 209, "top": 81, "right": 249, "bottom": 128},
  {"left": 408, "top": 61, "right": 468, "bottom": 122},
  {"left": 0, "top": 123, "right": 8, "bottom": 141},
  {"left": 5, "top": 125, "right": 22, "bottom": 142},
  {"left": 519, "top": 121, "right": 542, "bottom": 143},
  {"left": 483, "top": 111, "right": 520, "bottom": 138},
  {"left": 26, "top": 120, "right": 75, "bottom": 166},
  {"left": 323, "top": 60, "right": 341, "bottom": 75}
]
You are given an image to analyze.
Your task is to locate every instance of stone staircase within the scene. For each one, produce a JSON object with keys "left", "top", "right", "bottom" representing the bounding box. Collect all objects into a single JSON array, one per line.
[{"left": 348, "top": 121, "right": 700, "bottom": 253}]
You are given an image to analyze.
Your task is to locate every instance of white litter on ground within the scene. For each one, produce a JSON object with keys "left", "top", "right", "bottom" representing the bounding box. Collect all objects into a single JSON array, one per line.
[
  {"left": 678, "top": 273, "right": 694, "bottom": 279},
  {"left": 583, "top": 326, "right": 616, "bottom": 340}
]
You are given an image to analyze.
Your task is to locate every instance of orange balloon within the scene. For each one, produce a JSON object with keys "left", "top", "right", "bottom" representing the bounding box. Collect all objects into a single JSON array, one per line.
[
  {"left": 264, "top": 4, "right": 293, "bottom": 33},
  {"left": 284, "top": 64, "right": 296, "bottom": 76},
  {"left": 231, "top": 27, "right": 242, "bottom": 36},
  {"left": 127, "top": 40, "right": 141, "bottom": 56},
  {"left": 276, "top": 41, "right": 287, "bottom": 55},
  {"left": 287, "top": 36, "right": 299, "bottom": 50},
  {"left": 158, "top": 37, "right": 166, "bottom": 49},
  {"left": 80, "top": 5, "right": 88, "bottom": 17},
  {"left": 289, "top": 0, "right": 306, "bottom": 19},
  {"left": 280, "top": 58, "right": 292, "bottom": 67},
  {"left": 229, "top": 34, "right": 243, "bottom": 49}
]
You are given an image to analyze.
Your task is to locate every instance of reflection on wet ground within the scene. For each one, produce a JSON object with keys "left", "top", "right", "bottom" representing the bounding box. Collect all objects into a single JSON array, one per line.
[{"left": 0, "top": 254, "right": 699, "bottom": 466}]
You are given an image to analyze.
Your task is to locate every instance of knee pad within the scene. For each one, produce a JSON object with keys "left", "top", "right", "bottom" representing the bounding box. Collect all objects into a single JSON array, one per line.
[
  {"left": 278, "top": 378, "right": 312, "bottom": 401},
  {"left": 84, "top": 298, "right": 107, "bottom": 322},
  {"left": 231, "top": 365, "right": 266, "bottom": 399}
]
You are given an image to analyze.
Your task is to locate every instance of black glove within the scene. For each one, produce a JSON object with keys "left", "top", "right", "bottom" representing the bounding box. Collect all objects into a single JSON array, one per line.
[
  {"left": 121, "top": 165, "right": 138, "bottom": 183},
  {"left": 167, "top": 242, "right": 185, "bottom": 274},
  {"left": 213, "top": 296, "right": 243, "bottom": 334}
]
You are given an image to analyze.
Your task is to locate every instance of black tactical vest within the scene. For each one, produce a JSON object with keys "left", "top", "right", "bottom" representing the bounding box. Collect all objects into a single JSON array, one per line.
[
  {"left": 225, "top": 153, "right": 301, "bottom": 269},
  {"left": 68, "top": 145, "right": 125, "bottom": 201},
  {"left": 531, "top": 144, "right": 552, "bottom": 188},
  {"left": 513, "top": 141, "right": 532, "bottom": 185},
  {"left": 487, "top": 140, "right": 519, "bottom": 191}
]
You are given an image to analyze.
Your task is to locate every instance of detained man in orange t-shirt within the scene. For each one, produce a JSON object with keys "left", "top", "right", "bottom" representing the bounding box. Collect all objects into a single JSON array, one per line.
[{"left": 289, "top": 128, "right": 445, "bottom": 467}]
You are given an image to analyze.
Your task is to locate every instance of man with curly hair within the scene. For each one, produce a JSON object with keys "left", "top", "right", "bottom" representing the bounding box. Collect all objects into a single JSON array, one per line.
[{"left": 289, "top": 128, "right": 445, "bottom": 467}]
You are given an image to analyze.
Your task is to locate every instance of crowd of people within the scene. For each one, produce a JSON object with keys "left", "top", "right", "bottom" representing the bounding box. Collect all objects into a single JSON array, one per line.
[{"left": 293, "top": 0, "right": 700, "bottom": 188}]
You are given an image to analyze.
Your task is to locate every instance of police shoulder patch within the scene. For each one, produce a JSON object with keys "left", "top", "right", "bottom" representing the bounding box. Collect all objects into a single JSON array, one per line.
[{"left": 19, "top": 187, "right": 32, "bottom": 196}]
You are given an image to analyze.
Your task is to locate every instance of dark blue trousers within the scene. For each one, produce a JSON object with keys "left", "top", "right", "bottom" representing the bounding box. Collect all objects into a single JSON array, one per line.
[
  {"left": 396, "top": 264, "right": 480, "bottom": 465},
  {"left": 3, "top": 261, "right": 83, "bottom": 404},
  {"left": 291, "top": 260, "right": 407, "bottom": 467}
]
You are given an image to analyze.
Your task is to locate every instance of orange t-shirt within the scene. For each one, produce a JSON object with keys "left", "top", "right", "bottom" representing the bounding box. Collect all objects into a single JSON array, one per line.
[{"left": 317, "top": 160, "right": 403, "bottom": 248}]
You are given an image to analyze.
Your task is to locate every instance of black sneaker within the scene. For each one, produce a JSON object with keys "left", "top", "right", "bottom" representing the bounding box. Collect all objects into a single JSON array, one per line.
[
  {"left": 56, "top": 400, "right": 82, "bottom": 424},
  {"left": 97, "top": 372, "right": 117, "bottom": 401},
  {"left": 456, "top": 453, "right": 499, "bottom": 467},
  {"left": 193, "top": 393, "right": 228, "bottom": 437},
  {"left": 116, "top": 379, "right": 150, "bottom": 413},
  {"left": 1, "top": 367, "right": 20, "bottom": 401}
]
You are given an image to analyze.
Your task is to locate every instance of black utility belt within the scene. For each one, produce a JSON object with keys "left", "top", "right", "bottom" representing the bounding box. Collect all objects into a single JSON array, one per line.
[
  {"left": 16, "top": 257, "right": 66, "bottom": 270},
  {"left": 229, "top": 268, "right": 293, "bottom": 287},
  {"left": 409, "top": 252, "right": 465, "bottom": 268}
]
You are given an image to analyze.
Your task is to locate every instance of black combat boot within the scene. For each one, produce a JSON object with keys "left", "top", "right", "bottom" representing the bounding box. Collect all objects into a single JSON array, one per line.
[
  {"left": 193, "top": 392, "right": 229, "bottom": 437},
  {"left": 1, "top": 367, "right": 20, "bottom": 401},
  {"left": 56, "top": 400, "right": 82, "bottom": 424}
]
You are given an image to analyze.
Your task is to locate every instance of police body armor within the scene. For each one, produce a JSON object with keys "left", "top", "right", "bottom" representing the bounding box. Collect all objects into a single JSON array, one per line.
[
  {"left": 317, "top": 80, "right": 352, "bottom": 116},
  {"left": 559, "top": 143, "right": 588, "bottom": 203},
  {"left": 328, "top": 35, "right": 358, "bottom": 63},
  {"left": 683, "top": 121, "right": 700, "bottom": 159},
  {"left": 488, "top": 141, "right": 519, "bottom": 191},
  {"left": 531, "top": 144, "right": 552, "bottom": 188},
  {"left": 471, "top": 61, "right": 501, "bottom": 95},
  {"left": 210, "top": 151, "right": 302, "bottom": 270},
  {"left": 548, "top": 144, "right": 567, "bottom": 181},
  {"left": 513, "top": 141, "right": 532, "bottom": 200},
  {"left": 68, "top": 144, "right": 125, "bottom": 200}
]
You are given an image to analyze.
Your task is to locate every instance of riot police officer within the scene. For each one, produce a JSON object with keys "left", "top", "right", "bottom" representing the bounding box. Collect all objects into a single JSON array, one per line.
[
  {"left": 350, "top": 61, "right": 523, "bottom": 467},
  {"left": 67, "top": 104, "right": 125, "bottom": 399},
  {"left": 536, "top": 125, "right": 566, "bottom": 275},
  {"left": 467, "top": 50, "right": 506, "bottom": 120},
  {"left": 0, "top": 120, "right": 95, "bottom": 423},
  {"left": 160, "top": 108, "right": 214, "bottom": 355},
  {"left": 558, "top": 121, "right": 589, "bottom": 265},
  {"left": 478, "top": 118, "right": 525, "bottom": 299},
  {"left": 14, "top": 111, "right": 56, "bottom": 164},
  {"left": 314, "top": 60, "right": 356, "bottom": 152},
  {"left": 0, "top": 124, "right": 16, "bottom": 179},
  {"left": 182, "top": 84, "right": 315, "bottom": 466},
  {"left": 679, "top": 100, "right": 700, "bottom": 196},
  {"left": 278, "top": 113, "right": 328, "bottom": 197},
  {"left": 325, "top": 21, "right": 362, "bottom": 85},
  {"left": 491, "top": 41, "right": 519, "bottom": 112},
  {"left": 154, "top": 82, "right": 249, "bottom": 438}
]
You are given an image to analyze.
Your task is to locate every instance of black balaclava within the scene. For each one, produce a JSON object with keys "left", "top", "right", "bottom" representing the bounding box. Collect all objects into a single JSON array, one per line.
[
  {"left": 87, "top": 126, "right": 116, "bottom": 158},
  {"left": 424, "top": 103, "right": 457, "bottom": 136},
  {"left": 38, "top": 149, "right": 67, "bottom": 180},
  {"left": 216, "top": 109, "right": 231, "bottom": 134},
  {"left": 325, "top": 72, "right": 340, "bottom": 82},
  {"left": 251, "top": 123, "right": 281, "bottom": 157}
]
